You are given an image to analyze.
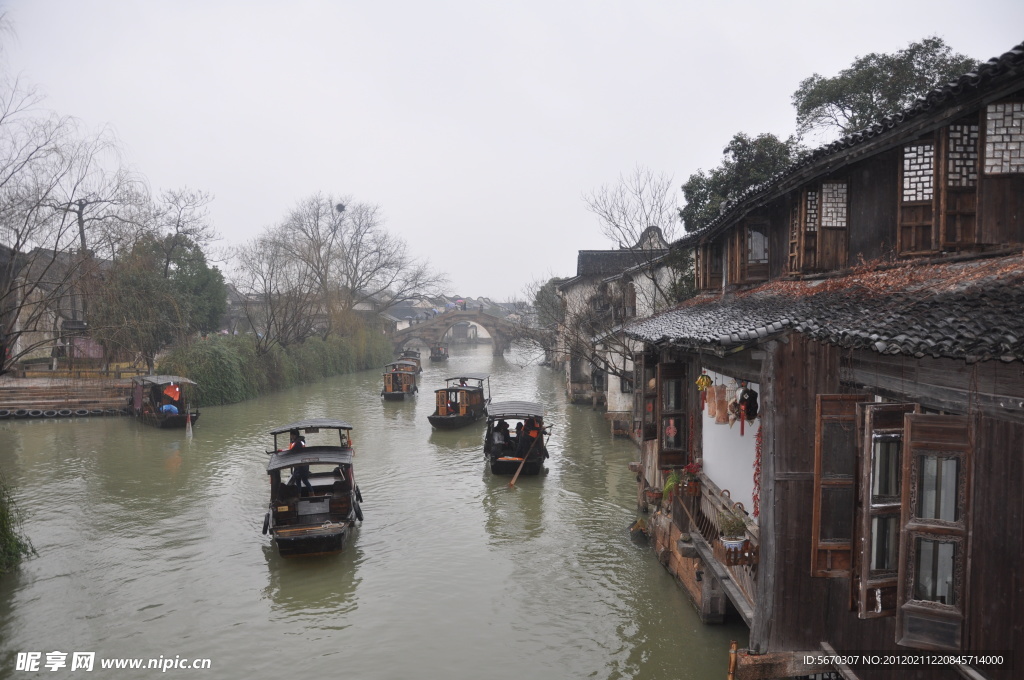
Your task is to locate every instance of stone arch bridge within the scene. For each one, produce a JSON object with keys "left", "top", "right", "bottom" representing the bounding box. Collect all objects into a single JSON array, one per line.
[{"left": 392, "top": 309, "right": 516, "bottom": 356}]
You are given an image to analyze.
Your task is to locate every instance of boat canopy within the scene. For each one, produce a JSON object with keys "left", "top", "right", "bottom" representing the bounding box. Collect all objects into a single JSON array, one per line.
[
  {"left": 266, "top": 447, "right": 354, "bottom": 472},
  {"left": 444, "top": 373, "right": 489, "bottom": 384},
  {"left": 384, "top": 360, "right": 418, "bottom": 370},
  {"left": 269, "top": 418, "right": 353, "bottom": 434},
  {"left": 486, "top": 401, "right": 545, "bottom": 420},
  {"left": 131, "top": 375, "right": 197, "bottom": 386}
]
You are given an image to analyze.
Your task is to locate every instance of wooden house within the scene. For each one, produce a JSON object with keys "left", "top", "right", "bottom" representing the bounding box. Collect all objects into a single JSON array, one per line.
[{"left": 627, "top": 42, "right": 1024, "bottom": 680}]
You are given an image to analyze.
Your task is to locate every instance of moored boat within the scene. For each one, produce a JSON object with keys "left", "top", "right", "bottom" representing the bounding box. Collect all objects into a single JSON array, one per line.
[
  {"left": 381, "top": 360, "right": 419, "bottom": 400},
  {"left": 263, "top": 419, "right": 363, "bottom": 556},
  {"left": 428, "top": 373, "right": 490, "bottom": 429},
  {"left": 129, "top": 375, "right": 200, "bottom": 428},
  {"left": 428, "top": 344, "right": 449, "bottom": 362},
  {"left": 483, "top": 401, "right": 550, "bottom": 475}
]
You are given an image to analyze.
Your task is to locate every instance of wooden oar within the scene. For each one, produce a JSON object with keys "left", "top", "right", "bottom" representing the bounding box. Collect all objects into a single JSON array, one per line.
[{"left": 509, "top": 429, "right": 543, "bottom": 488}]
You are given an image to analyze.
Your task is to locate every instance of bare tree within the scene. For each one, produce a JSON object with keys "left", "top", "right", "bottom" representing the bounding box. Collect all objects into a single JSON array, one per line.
[
  {"left": 333, "top": 200, "right": 446, "bottom": 314},
  {"left": 584, "top": 165, "right": 680, "bottom": 246},
  {"left": 232, "top": 231, "right": 321, "bottom": 354},
  {"left": 0, "top": 74, "right": 129, "bottom": 373}
]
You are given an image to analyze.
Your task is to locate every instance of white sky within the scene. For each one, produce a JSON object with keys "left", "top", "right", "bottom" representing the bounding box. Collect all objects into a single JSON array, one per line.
[{"left": 2, "top": 1, "right": 1022, "bottom": 300}]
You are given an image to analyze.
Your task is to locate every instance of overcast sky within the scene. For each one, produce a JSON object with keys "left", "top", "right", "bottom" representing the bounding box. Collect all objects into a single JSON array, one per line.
[{"left": 2, "top": 1, "right": 1022, "bottom": 300}]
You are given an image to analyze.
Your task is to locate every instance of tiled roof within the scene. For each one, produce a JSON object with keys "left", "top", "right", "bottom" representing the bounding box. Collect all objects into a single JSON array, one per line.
[
  {"left": 576, "top": 249, "right": 667, "bottom": 276},
  {"left": 626, "top": 254, "right": 1024, "bottom": 363},
  {"left": 676, "top": 41, "right": 1024, "bottom": 247}
]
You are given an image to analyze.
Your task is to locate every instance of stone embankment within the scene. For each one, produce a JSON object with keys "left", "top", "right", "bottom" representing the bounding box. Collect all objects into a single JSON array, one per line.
[{"left": 0, "top": 377, "right": 132, "bottom": 418}]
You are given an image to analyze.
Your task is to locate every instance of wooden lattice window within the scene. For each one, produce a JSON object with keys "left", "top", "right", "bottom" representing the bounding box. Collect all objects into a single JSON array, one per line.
[
  {"left": 730, "top": 220, "right": 769, "bottom": 284},
  {"left": 697, "top": 241, "right": 724, "bottom": 290},
  {"left": 896, "top": 414, "right": 971, "bottom": 651},
  {"left": 899, "top": 140, "right": 937, "bottom": 254},
  {"left": 854, "top": 402, "right": 919, "bottom": 619},
  {"left": 811, "top": 394, "right": 868, "bottom": 578},
  {"left": 940, "top": 119, "right": 980, "bottom": 248}
]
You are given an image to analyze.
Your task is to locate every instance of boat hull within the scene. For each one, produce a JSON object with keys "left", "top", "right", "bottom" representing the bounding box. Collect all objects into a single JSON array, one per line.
[
  {"left": 489, "top": 455, "right": 545, "bottom": 476},
  {"left": 272, "top": 524, "right": 350, "bottom": 556},
  {"left": 428, "top": 412, "right": 482, "bottom": 429},
  {"left": 382, "top": 391, "right": 412, "bottom": 401},
  {"left": 138, "top": 412, "right": 200, "bottom": 429},
  {"left": 428, "top": 355, "right": 447, "bottom": 362}
]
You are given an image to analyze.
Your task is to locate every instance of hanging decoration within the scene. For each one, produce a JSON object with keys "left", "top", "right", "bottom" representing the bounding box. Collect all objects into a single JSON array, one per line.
[
  {"left": 752, "top": 421, "right": 763, "bottom": 518},
  {"left": 714, "top": 384, "right": 729, "bottom": 425},
  {"left": 725, "top": 380, "right": 739, "bottom": 428},
  {"left": 695, "top": 370, "right": 712, "bottom": 411}
]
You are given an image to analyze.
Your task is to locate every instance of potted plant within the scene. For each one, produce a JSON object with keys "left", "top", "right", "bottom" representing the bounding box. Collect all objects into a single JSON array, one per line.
[
  {"left": 662, "top": 470, "right": 682, "bottom": 501},
  {"left": 718, "top": 512, "right": 747, "bottom": 550},
  {"left": 682, "top": 461, "right": 702, "bottom": 496}
]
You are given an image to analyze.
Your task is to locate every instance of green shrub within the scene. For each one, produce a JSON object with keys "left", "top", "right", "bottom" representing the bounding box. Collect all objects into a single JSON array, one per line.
[
  {"left": 0, "top": 472, "right": 34, "bottom": 573},
  {"left": 157, "top": 327, "right": 393, "bottom": 406}
]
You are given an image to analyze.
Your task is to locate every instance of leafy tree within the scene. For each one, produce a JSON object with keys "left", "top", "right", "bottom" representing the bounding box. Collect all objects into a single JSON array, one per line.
[
  {"left": 792, "top": 36, "right": 980, "bottom": 139},
  {"left": 680, "top": 132, "right": 803, "bottom": 233},
  {"left": 90, "top": 234, "right": 225, "bottom": 370}
]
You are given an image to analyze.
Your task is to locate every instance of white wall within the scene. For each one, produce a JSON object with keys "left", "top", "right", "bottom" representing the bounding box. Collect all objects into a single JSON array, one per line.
[{"left": 700, "top": 369, "right": 760, "bottom": 521}]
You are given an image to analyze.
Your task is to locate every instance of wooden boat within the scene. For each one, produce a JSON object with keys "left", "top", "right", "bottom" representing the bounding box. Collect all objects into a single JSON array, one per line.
[
  {"left": 262, "top": 419, "right": 363, "bottom": 556},
  {"left": 398, "top": 349, "right": 423, "bottom": 373},
  {"left": 428, "top": 373, "right": 490, "bottom": 429},
  {"left": 381, "top": 360, "right": 419, "bottom": 400},
  {"left": 129, "top": 375, "right": 200, "bottom": 428},
  {"left": 483, "top": 401, "right": 550, "bottom": 475},
  {"left": 429, "top": 344, "right": 449, "bottom": 362}
]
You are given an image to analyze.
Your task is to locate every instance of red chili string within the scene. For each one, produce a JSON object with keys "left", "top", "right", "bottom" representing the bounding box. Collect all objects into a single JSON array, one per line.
[{"left": 752, "top": 421, "right": 763, "bottom": 518}]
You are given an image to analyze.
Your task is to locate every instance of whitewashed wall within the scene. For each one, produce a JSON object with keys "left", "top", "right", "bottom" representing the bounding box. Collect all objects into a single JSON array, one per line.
[{"left": 700, "top": 369, "right": 760, "bottom": 521}]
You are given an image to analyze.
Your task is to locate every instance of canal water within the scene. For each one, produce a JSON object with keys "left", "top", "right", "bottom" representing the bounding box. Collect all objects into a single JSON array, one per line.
[{"left": 0, "top": 344, "right": 746, "bottom": 679}]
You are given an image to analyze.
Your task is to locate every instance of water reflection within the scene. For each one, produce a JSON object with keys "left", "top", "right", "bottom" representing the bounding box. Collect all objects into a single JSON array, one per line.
[{"left": 0, "top": 344, "right": 747, "bottom": 680}]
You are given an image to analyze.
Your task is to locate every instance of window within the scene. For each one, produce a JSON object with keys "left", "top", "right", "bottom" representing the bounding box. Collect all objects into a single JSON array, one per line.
[
  {"left": 696, "top": 241, "right": 724, "bottom": 290},
  {"left": 728, "top": 220, "right": 769, "bottom": 284},
  {"left": 657, "top": 362, "right": 686, "bottom": 468},
  {"left": 899, "top": 116, "right": 982, "bottom": 255},
  {"left": 896, "top": 414, "right": 971, "bottom": 651},
  {"left": 811, "top": 394, "right": 868, "bottom": 578},
  {"left": 855, "top": 403, "right": 918, "bottom": 619},
  {"left": 640, "top": 352, "right": 658, "bottom": 440}
]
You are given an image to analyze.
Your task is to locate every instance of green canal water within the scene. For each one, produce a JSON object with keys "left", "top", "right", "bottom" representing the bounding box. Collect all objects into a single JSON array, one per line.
[{"left": 0, "top": 344, "right": 746, "bottom": 679}]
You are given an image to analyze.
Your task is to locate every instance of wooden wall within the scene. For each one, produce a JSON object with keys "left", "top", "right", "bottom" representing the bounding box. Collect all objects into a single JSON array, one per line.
[
  {"left": 751, "top": 335, "right": 840, "bottom": 651},
  {"left": 979, "top": 174, "right": 1024, "bottom": 245},
  {"left": 848, "top": 150, "right": 900, "bottom": 263}
]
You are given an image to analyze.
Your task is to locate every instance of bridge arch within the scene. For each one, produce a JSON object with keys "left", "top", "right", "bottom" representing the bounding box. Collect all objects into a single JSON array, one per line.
[{"left": 391, "top": 309, "right": 515, "bottom": 356}]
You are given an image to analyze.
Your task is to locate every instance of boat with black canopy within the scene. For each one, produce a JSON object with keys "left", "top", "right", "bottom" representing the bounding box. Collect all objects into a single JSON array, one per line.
[
  {"left": 428, "top": 373, "right": 490, "bottom": 429},
  {"left": 428, "top": 344, "right": 449, "bottom": 362},
  {"left": 128, "top": 375, "right": 200, "bottom": 428},
  {"left": 262, "top": 418, "right": 363, "bottom": 556},
  {"left": 483, "top": 401, "right": 550, "bottom": 476}
]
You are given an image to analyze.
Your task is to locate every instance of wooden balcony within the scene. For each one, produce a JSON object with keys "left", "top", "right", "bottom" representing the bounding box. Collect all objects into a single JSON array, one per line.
[{"left": 670, "top": 474, "right": 759, "bottom": 623}]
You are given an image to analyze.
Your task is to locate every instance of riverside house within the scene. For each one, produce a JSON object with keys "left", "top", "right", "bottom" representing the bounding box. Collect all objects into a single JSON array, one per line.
[{"left": 627, "top": 41, "right": 1024, "bottom": 680}]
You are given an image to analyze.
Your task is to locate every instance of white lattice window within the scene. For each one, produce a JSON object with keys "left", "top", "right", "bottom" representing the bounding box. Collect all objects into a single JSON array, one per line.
[
  {"left": 821, "top": 182, "right": 848, "bottom": 228},
  {"left": 805, "top": 190, "right": 819, "bottom": 231},
  {"left": 985, "top": 102, "right": 1024, "bottom": 174},
  {"left": 902, "top": 144, "right": 934, "bottom": 201},
  {"left": 947, "top": 124, "right": 979, "bottom": 187}
]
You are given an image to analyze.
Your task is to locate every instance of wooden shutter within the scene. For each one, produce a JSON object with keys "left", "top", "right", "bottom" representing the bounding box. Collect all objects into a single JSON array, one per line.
[
  {"left": 896, "top": 414, "right": 971, "bottom": 651},
  {"left": 855, "top": 403, "right": 919, "bottom": 618},
  {"left": 811, "top": 394, "right": 868, "bottom": 577}
]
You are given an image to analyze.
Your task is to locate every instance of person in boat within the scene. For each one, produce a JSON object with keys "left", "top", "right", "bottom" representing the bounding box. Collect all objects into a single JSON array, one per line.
[
  {"left": 287, "top": 430, "right": 312, "bottom": 494},
  {"left": 515, "top": 417, "right": 542, "bottom": 457},
  {"left": 159, "top": 397, "right": 179, "bottom": 415},
  {"left": 447, "top": 397, "right": 458, "bottom": 414},
  {"left": 492, "top": 420, "right": 510, "bottom": 449}
]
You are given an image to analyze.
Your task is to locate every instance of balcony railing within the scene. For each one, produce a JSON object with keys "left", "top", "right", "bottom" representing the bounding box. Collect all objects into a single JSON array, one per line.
[{"left": 671, "top": 473, "right": 759, "bottom": 614}]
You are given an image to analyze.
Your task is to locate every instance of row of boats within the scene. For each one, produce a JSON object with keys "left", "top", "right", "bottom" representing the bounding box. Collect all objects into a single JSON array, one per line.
[{"left": 124, "top": 351, "right": 552, "bottom": 558}]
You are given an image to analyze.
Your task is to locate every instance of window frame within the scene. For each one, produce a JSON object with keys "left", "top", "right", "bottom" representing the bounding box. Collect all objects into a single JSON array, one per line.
[
  {"left": 657, "top": 361, "right": 687, "bottom": 468},
  {"left": 854, "top": 402, "right": 919, "bottom": 619},
  {"left": 811, "top": 394, "right": 869, "bottom": 578},
  {"left": 895, "top": 414, "right": 972, "bottom": 651}
]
